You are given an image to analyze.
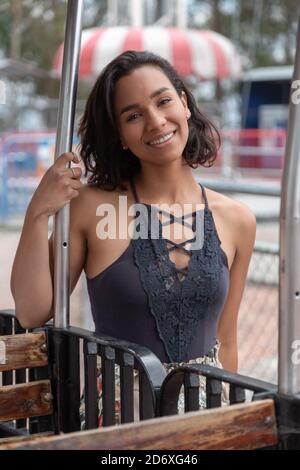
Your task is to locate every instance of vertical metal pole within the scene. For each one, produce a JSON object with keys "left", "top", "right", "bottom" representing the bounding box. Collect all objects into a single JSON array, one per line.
[
  {"left": 130, "top": 0, "right": 144, "bottom": 27},
  {"left": 279, "top": 15, "right": 300, "bottom": 394},
  {"left": 53, "top": 0, "right": 84, "bottom": 328},
  {"left": 231, "top": 0, "right": 241, "bottom": 48},
  {"left": 176, "top": 0, "right": 188, "bottom": 29},
  {"left": 107, "top": 0, "right": 118, "bottom": 25},
  {"left": 250, "top": 0, "right": 263, "bottom": 66},
  {"left": 0, "top": 149, "right": 8, "bottom": 223}
]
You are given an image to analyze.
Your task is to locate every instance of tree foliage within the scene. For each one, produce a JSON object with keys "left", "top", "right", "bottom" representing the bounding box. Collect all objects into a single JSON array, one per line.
[{"left": 192, "top": 0, "right": 300, "bottom": 68}]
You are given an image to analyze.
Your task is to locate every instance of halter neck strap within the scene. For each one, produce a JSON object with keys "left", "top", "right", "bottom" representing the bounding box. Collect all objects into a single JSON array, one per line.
[
  {"left": 129, "top": 177, "right": 140, "bottom": 204},
  {"left": 199, "top": 183, "right": 208, "bottom": 209}
]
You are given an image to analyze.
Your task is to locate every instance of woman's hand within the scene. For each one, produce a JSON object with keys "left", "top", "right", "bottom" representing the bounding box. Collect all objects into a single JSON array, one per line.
[{"left": 27, "top": 152, "right": 83, "bottom": 219}]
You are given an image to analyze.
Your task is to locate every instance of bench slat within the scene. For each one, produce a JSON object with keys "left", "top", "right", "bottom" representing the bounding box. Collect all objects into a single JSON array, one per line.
[
  {"left": 0, "top": 332, "right": 48, "bottom": 372},
  {"left": 0, "top": 399, "right": 278, "bottom": 450},
  {"left": 0, "top": 380, "right": 53, "bottom": 421}
]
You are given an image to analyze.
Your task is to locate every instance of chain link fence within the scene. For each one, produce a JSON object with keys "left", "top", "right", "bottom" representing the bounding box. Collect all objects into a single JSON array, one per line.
[{"left": 238, "top": 239, "right": 278, "bottom": 384}]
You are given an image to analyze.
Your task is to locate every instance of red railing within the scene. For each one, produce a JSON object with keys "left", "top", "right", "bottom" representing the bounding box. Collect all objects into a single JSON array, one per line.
[{"left": 219, "top": 128, "right": 286, "bottom": 170}]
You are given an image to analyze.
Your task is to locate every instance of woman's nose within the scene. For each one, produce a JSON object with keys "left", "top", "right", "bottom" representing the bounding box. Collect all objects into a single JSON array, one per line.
[{"left": 145, "top": 108, "right": 167, "bottom": 130}]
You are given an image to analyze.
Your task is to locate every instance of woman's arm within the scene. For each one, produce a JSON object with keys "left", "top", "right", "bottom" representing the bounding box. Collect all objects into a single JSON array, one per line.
[
  {"left": 217, "top": 203, "right": 256, "bottom": 372},
  {"left": 10, "top": 152, "right": 85, "bottom": 329},
  {"left": 11, "top": 210, "right": 54, "bottom": 329}
]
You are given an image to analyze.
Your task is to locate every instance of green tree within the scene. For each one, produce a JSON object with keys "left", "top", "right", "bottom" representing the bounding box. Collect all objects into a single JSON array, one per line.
[
  {"left": 192, "top": 0, "right": 300, "bottom": 68},
  {"left": 0, "top": 1, "right": 12, "bottom": 58},
  {"left": 0, "top": 0, "right": 107, "bottom": 97}
]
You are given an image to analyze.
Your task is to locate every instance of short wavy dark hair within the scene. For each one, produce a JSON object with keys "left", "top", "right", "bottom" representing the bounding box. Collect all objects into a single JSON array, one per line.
[{"left": 78, "top": 50, "right": 220, "bottom": 191}]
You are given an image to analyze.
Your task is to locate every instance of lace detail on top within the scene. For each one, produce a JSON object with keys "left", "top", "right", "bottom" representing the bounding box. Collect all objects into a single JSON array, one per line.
[{"left": 130, "top": 178, "right": 227, "bottom": 363}]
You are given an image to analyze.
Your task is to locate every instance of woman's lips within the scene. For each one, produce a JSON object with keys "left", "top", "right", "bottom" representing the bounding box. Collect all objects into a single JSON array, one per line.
[{"left": 147, "top": 130, "right": 176, "bottom": 147}]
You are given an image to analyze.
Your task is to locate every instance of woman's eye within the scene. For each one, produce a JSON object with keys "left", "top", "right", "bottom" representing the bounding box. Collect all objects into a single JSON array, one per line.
[
  {"left": 127, "top": 113, "right": 140, "bottom": 121},
  {"left": 159, "top": 98, "right": 171, "bottom": 106}
]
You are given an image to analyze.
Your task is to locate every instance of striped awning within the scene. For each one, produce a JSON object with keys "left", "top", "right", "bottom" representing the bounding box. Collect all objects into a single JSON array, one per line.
[{"left": 53, "top": 26, "right": 241, "bottom": 81}]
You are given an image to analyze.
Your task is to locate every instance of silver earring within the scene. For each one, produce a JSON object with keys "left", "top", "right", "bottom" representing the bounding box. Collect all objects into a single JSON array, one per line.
[
  {"left": 122, "top": 144, "right": 128, "bottom": 150},
  {"left": 186, "top": 111, "right": 191, "bottom": 119}
]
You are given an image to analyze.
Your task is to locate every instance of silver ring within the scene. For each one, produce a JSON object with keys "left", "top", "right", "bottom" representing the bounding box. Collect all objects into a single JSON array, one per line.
[
  {"left": 71, "top": 151, "right": 77, "bottom": 162},
  {"left": 71, "top": 167, "right": 76, "bottom": 178}
]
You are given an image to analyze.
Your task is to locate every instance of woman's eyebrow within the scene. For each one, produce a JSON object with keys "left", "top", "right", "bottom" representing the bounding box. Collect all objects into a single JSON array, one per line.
[{"left": 120, "top": 87, "right": 170, "bottom": 115}]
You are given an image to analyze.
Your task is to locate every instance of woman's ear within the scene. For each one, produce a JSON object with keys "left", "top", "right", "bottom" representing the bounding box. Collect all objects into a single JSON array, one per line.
[
  {"left": 180, "top": 91, "right": 188, "bottom": 111},
  {"left": 118, "top": 128, "right": 128, "bottom": 150},
  {"left": 180, "top": 91, "right": 191, "bottom": 120}
]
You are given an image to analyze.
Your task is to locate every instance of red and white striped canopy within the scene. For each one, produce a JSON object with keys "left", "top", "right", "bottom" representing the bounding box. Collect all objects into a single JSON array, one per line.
[{"left": 53, "top": 26, "right": 241, "bottom": 81}]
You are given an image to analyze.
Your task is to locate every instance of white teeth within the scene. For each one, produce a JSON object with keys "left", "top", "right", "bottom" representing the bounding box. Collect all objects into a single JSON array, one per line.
[{"left": 149, "top": 132, "right": 174, "bottom": 145}]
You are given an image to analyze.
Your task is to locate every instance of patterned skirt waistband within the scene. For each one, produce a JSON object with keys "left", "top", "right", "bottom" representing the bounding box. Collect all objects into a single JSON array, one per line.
[{"left": 162, "top": 340, "right": 221, "bottom": 373}]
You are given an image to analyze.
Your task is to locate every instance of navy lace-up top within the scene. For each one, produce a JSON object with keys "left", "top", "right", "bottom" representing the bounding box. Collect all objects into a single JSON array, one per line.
[{"left": 86, "top": 178, "right": 230, "bottom": 363}]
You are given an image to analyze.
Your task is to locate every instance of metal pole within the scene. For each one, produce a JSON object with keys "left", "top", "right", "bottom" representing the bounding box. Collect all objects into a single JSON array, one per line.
[
  {"left": 53, "top": 0, "right": 84, "bottom": 328},
  {"left": 107, "top": 0, "right": 118, "bottom": 25},
  {"left": 176, "top": 0, "right": 188, "bottom": 29},
  {"left": 130, "top": 0, "right": 144, "bottom": 27},
  {"left": 250, "top": 0, "right": 263, "bottom": 66},
  {"left": 279, "top": 14, "right": 300, "bottom": 394}
]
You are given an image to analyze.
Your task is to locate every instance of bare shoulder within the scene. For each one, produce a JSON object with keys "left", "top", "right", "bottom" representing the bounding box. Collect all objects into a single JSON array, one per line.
[
  {"left": 205, "top": 186, "right": 256, "bottom": 223},
  {"left": 75, "top": 181, "right": 119, "bottom": 200},
  {"left": 69, "top": 181, "right": 130, "bottom": 229},
  {"left": 204, "top": 186, "right": 256, "bottom": 251}
]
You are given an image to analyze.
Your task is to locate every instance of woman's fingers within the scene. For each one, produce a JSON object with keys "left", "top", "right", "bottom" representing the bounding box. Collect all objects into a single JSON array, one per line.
[
  {"left": 28, "top": 151, "right": 84, "bottom": 218},
  {"left": 71, "top": 178, "right": 83, "bottom": 190},
  {"left": 70, "top": 151, "right": 81, "bottom": 162},
  {"left": 54, "top": 152, "right": 83, "bottom": 180},
  {"left": 69, "top": 166, "right": 82, "bottom": 179},
  {"left": 55, "top": 151, "right": 81, "bottom": 169}
]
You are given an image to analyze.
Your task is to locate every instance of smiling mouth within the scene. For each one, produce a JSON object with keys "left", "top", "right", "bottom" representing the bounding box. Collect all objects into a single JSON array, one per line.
[{"left": 147, "top": 130, "right": 176, "bottom": 146}]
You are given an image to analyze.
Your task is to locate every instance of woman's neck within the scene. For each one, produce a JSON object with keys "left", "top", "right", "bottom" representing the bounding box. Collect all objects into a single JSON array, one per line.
[{"left": 133, "top": 164, "right": 202, "bottom": 206}]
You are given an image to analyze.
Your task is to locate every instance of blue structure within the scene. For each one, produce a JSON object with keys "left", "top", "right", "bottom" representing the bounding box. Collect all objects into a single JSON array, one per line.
[{"left": 241, "top": 66, "right": 292, "bottom": 129}]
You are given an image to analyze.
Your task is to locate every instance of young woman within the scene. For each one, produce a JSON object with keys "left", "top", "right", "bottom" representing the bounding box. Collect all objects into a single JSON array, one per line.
[{"left": 11, "top": 51, "right": 255, "bottom": 418}]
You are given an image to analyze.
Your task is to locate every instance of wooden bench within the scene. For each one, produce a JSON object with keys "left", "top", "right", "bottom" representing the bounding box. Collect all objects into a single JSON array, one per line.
[
  {"left": 0, "top": 399, "right": 278, "bottom": 450},
  {"left": 0, "top": 330, "right": 54, "bottom": 440}
]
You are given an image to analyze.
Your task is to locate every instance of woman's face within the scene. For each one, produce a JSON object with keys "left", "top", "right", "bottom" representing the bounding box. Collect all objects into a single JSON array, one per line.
[{"left": 114, "top": 66, "right": 189, "bottom": 166}]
